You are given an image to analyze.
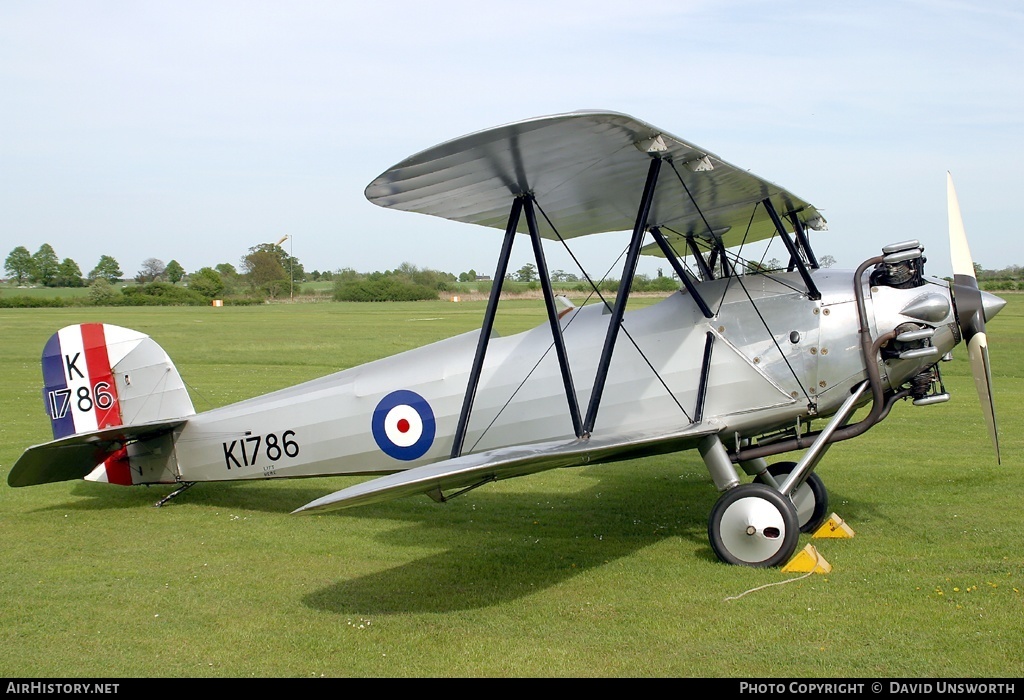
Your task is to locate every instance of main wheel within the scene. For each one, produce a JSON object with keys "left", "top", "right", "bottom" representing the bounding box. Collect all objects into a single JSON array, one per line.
[
  {"left": 757, "top": 461, "right": 829, "bottom": 534},
  {"left": 708, "top": 483, "right": 800, "bottom": 567}
]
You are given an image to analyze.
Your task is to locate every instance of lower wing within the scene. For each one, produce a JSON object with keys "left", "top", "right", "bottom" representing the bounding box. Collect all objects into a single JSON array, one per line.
[{"left": 293, "top": 423, "right": 721, "bottom": 514}]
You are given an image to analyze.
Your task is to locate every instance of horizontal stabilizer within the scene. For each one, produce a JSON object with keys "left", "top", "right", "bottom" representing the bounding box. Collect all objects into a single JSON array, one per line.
[
  {"left": 8, "top": 418, "right": 187, "bottom": 487},
  {"left": 293, "top": 423, "right": 720, "bottom": 514}
]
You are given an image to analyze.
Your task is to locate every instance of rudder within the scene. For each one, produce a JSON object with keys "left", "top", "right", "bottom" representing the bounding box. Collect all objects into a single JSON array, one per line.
[
  {"left": 10, "top": 324, "right": 195, "bottom": 488},
  {"left": 41, "top": 323, "right": 195, "bottom": 439}
]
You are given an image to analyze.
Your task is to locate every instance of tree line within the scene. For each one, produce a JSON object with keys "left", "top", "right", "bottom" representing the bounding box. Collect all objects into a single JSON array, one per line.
[
  {"left": 3, "top": 240, "right": 679, "bottom": 307},
  {"left": 6, "top": 240, "right": 1021, "bottom": 308},
  {"left": 4, "top": 244, "right": 124, "bottom": 287},
  {"left": 974, "top": 263, "right": 1024, "bottom": 291},
  {"left": 3, "top": 241, "right": 308, "bottom": 306}
]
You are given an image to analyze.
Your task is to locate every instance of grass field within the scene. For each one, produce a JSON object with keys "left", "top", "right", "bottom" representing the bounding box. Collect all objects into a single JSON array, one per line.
[
  {"left": 0, "top": 284, "right": 93, "bottom": 299},
  {"left": 1, "top": 294, "right": 1021, "bottom": 678}
]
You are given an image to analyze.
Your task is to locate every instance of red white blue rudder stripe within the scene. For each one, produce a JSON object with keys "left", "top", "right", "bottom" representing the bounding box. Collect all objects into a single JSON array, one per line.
[
  {"left": 371, "top": 390, "right": 436, "bottom": 461},
  {"left": 41, "top": 324, "right": 133, "bottom": 439},
  {"left": 39, "top": 323, "right": 196, "bottom": 443},
  {"left": 10, "top": 324, "right": 195, "bottom": 489}
]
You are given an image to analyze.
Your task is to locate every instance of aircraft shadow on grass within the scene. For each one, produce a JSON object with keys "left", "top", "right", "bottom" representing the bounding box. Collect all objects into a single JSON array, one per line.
[
  {"left": 49, "top": 460, "right": 879, "bottom": 614},
  {"left": 301, "top": 470, "right": 885, "bottom": 615}
]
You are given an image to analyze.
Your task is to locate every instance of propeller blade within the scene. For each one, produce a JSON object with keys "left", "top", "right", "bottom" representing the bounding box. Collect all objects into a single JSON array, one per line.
[
  {"left": 947, "top": 172, "right": 975, "bottom": 280},
  {"left": 947, "top": 172, "right": 1001, "bottom": 463},
  {"left": 967, "top": 332, "right": 1000, "bottom": 464}
]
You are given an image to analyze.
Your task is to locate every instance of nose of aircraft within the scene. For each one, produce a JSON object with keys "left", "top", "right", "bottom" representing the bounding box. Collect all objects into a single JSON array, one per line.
[{"left": 981, "top": 290, "right": 1006, "bottom": 323}]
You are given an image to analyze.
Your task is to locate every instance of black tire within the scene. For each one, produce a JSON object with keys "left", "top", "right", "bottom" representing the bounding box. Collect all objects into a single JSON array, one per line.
[
  {"left": 708, "top": 483, "right": 800, "bottom": 567},
  {"left": 757, "top": 461, "right": 829, "bottom": 534}
]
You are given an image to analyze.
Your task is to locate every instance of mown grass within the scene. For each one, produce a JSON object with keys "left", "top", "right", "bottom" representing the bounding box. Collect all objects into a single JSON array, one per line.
[
  {"left": 0, "top": 284, "right": 93, "bottom": 299},
  {"left": 0, "top": 294, "right": 1021, "bottom": 678}
]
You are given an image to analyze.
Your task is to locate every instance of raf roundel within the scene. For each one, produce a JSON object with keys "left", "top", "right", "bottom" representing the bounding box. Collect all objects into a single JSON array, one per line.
[{"left": 371, "top": 390, "right": 436, "bottom": 461}]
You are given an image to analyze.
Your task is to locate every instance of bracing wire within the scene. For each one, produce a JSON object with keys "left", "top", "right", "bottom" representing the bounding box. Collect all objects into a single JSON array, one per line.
[
  {"left": 536, "top": 200, "right": 693, "bottom": 423},
  {"left": 663, "top": 160, "right": 813, "bottom": 404},
  {"left": 467, "top": 199, "right": 697, "bottom": 450}
]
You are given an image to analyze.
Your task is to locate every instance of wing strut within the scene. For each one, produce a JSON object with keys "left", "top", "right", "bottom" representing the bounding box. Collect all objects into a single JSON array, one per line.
[
  {"left": 694, "top": 331, "right": 715, "bottom": 422},
  {"left": 707, "top": 244, "right": 733, "bottom": 277},
  {"left": 451, "top": 194, "right": 586, "bottom": 458},
  {"left": 763, "top": 198, "right": 820, "bottom": 300},
  {"left": 650, "top": 226, "right": 713, "bottom": 318},
  {"left": 789, "top": 213, "right": 819, "bottom": 269},
  {"left": 686, "top": 235, "right": 715, "bottom": 281},
  {"left": 524, "top": 195, "right": 584, "bottom": 437},
  {"left": 451, "top": 198, "right": 522, "bottom": 458},
  {"left": 583, "top": 157, "right": 663, "bottom": 434}
]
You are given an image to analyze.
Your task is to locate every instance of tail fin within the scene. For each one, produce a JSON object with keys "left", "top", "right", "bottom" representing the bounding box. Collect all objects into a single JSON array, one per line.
[
  {"left": 42, "top": 323, "right": 195, "bottom": 438},
  {"left": 10, "top": 324, "right": 195, "bottom": 488}
]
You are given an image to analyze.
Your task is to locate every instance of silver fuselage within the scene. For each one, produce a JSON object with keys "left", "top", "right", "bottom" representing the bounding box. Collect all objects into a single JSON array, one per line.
[{"left": 125, "top": 269, "right": 959, "bottom": 485}]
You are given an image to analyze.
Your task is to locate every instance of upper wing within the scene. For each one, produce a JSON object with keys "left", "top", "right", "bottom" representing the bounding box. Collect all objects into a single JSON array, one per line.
[
  {"left": 365, "top": 110, "right": 826, "bottom": 250},
  {"left": 293, "top": 422, "right": 720, "bottom": 514}
]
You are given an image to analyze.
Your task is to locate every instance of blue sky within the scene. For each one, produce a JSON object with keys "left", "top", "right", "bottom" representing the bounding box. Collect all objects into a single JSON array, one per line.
[{"left": 2, "top": 1, "right": 1022, "bottom": 282}]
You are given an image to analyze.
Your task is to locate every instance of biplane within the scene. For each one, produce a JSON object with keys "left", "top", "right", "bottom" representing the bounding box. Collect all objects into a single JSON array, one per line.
[{"left": 9, "top": 111, "right": 1005, "bottom": 567}]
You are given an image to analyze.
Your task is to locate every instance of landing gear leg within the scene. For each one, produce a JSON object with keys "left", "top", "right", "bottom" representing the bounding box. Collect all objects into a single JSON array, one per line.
[
  {"left": 747, "top": 381, "right": 869, "bottom": 535},
  {"left": 758, "top": 462, "right": 829, "bottom": 534}
]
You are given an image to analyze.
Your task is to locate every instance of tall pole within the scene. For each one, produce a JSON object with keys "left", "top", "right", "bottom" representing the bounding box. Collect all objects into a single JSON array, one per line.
[{"left": 275, "top": 234, "right": 294, "bottom": 302}]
